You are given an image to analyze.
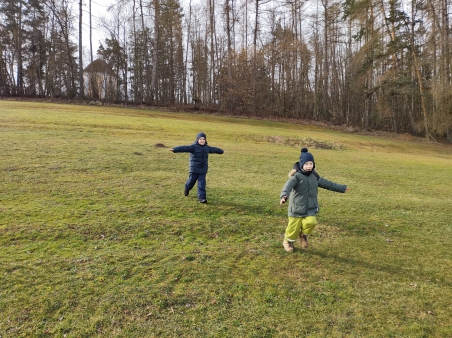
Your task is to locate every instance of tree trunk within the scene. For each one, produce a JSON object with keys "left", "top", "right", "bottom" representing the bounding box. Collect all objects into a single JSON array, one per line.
[
  {"left": 209, "top": 0, "right": 216, "bottom": 107},
  {"left": 16, "top": 0, "right": 23, "bottom": 96},
  {"left": 89, "top": 0, "right": 93, "bottom": 63},
  {"left": 253, "top": 0, "right": 259, "bottom": 114},
  {"left": 150, "top": 0, "right": 159, "bottom": 105},
  {"left": 139, "top": 0, "right": 151, "bottom": 104},
  {"left": 225, "top": 0, "right": 233, "bottom": 110},
  {"left": 79, "top": 0, "right": 84, "bottom": 99},
  {"left": 322, "top": 0, "right": 329, "bottom": 120}
]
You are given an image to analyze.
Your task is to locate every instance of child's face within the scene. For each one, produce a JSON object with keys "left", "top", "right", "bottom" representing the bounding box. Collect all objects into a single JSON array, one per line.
[
  {"left": 198, "top": 137, "right": 206, "bottom": 145},
  {"left": 302, "top": 161, "right": 314, "bottom": 171}
]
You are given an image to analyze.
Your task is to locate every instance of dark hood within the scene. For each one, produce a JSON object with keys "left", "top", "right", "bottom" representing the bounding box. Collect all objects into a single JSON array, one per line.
[{"left": 194, "top": 132, "right": 207, "bottom": 145}]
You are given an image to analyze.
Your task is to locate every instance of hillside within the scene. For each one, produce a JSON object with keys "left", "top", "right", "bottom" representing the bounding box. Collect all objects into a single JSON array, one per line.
[{"left": 1, "top": 101, "right": 451, "bottom": 337}]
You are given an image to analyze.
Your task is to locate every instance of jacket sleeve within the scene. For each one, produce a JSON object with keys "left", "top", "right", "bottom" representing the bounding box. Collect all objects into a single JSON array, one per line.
[
  {"left": 280, "top": 175, "right": 298, "bottom": 199},
  {"left": 172, "top": 145, "right": 193, "bottom": 153},
  {"left": 208, "top": 146, "right": 224, "bottom": 154},
  {"left": 318, "top": 176, "right": 347, "bottom": 193}
]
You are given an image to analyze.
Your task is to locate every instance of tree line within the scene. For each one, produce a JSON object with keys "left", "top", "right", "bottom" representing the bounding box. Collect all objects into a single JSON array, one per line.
[{"left": 1, "top": 0, "right": 451, "bottom": 141}]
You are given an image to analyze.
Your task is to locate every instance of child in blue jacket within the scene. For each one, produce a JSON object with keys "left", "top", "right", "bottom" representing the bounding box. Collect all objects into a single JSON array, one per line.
[{"left": 170, "top": 132, "right": 224, "bottom": 203}]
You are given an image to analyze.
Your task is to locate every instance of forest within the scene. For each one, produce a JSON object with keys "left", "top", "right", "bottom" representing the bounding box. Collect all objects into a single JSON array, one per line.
[{"left": 1, "top": 0, "right": 451, "bottom": 141}]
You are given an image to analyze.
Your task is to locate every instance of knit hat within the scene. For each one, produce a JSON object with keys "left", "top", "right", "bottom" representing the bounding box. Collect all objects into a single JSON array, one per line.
[
  {"left": 195, "top": 132, "right": 207, "bottom": 145},
  {"left": 196, "top": 132, "right": 207, "bottom": 141},
  {"left": 299, "top": 148, "right": 315, "bottom": 169}
]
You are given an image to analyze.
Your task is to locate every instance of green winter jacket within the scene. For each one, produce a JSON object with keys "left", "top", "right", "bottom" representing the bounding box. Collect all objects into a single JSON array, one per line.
[{"left": 280, "top": 169, "right": 347, "bottom": 217}]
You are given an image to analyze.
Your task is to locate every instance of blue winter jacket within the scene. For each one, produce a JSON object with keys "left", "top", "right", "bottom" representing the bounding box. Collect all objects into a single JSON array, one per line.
[{"left": 172, "top": 132, "right": 224, "bottom": 174}]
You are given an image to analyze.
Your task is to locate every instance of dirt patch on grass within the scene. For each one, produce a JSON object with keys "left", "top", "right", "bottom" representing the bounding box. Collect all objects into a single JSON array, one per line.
[{"left": 265, "top": 136, "right": 345, "bottom": 150}]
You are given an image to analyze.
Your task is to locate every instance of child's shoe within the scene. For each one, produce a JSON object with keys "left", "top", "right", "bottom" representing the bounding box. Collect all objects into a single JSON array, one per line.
[
  {"left": 184, "top": 188, "right": 189, "bottom": 196},
  {"left": 199, "top": 199, "right": 207, "bottom": 203},
  {"left": 300, "top": 234, "right": 309, "bottom": 249},
  {"left": 282, "top": 239, "right": 294, "bottom": 252}
]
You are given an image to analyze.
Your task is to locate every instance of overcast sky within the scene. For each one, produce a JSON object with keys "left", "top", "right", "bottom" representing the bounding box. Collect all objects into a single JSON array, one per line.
[{"left": 79, "top": 0, "right": 114, "bottom": 60}]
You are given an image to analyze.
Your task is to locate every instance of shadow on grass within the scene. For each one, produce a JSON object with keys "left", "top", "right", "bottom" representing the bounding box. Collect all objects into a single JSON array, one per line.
[
  {"left": 212, "top": 198, "right": 281, "bottom": 216},
  {"left": 309, "top": 248, "right": 449, "bottom": 287}
]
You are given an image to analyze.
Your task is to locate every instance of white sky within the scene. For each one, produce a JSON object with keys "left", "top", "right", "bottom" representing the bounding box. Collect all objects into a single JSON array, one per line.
[{"left": 79, "top": 0, "right": 115, "bottom": 61}]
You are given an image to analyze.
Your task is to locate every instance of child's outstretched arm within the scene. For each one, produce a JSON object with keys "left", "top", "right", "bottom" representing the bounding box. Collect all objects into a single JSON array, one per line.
[
  {"left": 170, "top": 145, "right": 193, "bottom": 153},
  {"left": 209, "top": 146, "right": 224, "bottom": 154},
  {"left": 318, "top": 176, "right": 348, "bottom": 193}
]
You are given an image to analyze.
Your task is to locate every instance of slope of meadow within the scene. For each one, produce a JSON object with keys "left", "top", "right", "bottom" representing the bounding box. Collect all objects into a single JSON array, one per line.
[{"left": 1, "top": 101, "right": 451, "bottom": 337}]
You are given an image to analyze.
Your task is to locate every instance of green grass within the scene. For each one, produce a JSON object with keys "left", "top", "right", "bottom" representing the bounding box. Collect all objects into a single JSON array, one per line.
[{"left": 1, "top": 100, "right": 451, "bottom": 337}]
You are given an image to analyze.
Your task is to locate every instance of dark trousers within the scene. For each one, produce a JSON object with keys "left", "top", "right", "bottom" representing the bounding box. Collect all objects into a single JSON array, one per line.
[{"left": 185, "top": 173, "right": 206, "bottom": 200}]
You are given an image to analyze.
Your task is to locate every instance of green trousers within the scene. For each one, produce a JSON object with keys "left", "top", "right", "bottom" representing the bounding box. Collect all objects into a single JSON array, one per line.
[{"left": 284, "top": 216, "right": 318, "bottom": 242}]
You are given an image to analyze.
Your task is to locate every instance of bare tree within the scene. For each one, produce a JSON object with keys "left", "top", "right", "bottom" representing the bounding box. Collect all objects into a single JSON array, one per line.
[
  {"left": 79, "top": 0, "right": 84, "bottom": 98},
  {"left": 89, "top": 0, "right": 93, "bottom": 63},
  {"left": 150, "top": 0, "right": 159, "bottom": 104},
  {"left": 45, "top": 0, "right": 77, "bottom": 98}
]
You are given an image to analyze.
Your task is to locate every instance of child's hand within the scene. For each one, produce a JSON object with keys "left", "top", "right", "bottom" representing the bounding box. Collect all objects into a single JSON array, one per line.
[
  {"left": 280, "top": 196, "right": 287, "bottom": 205},
  {"left": 345, "top": 187, "right": 349, "bottom": 192},
  {"left": 169, "top": 148, "right": 174, "bottom": 152}
]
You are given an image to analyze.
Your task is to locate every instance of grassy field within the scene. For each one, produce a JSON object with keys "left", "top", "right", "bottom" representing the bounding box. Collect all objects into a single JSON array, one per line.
[{"left": 1, "top": 100, "right": 451, "bottom": 337}]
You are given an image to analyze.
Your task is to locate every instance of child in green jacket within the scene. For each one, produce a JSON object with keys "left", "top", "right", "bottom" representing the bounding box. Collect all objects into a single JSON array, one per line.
[{"left": 280, "top": 148, "right": 349, "bottom": 252}]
